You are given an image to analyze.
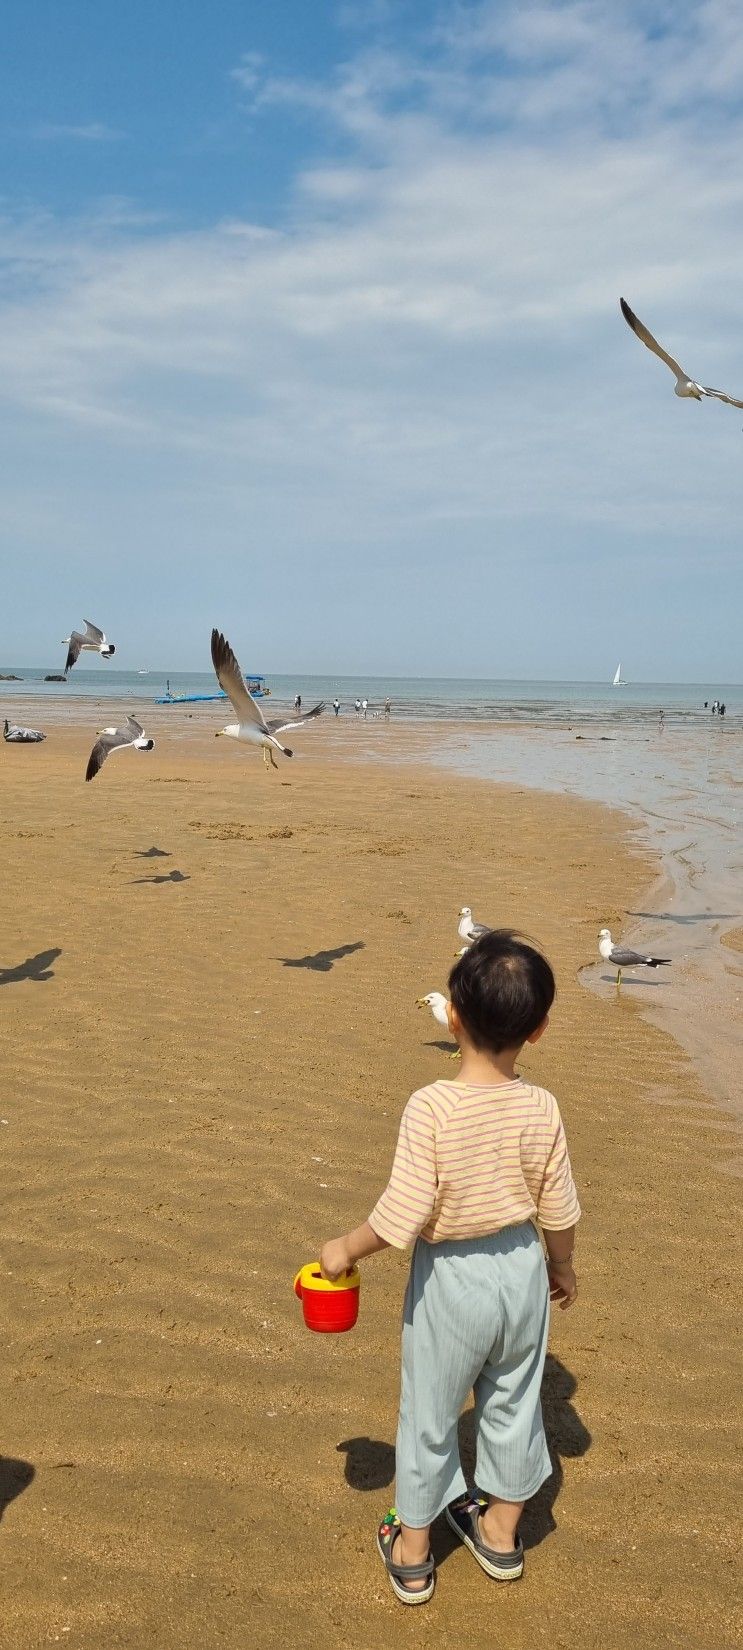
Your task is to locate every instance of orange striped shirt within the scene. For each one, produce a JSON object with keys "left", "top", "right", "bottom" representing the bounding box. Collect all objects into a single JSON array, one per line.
[{"left": 368, "top": 1078, "right": 580, "bottom": 1249}]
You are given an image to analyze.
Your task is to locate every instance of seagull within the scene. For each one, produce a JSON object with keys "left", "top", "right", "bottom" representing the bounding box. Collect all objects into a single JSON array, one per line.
[
  {"left": 598, "top": 928, "right": 671, "bottom": 987},
  {"left": 4, "top": 719, "right": 45, "bottom": 743},
  {"left": 458, "top": 907, "right": 492, "bottom": 946},
  {"left": 416, "top": 993, "right": 460, "bottom": 1059},
  {"left": 63, "top": 619, "right": 115, "bottom": 675},
  {"left": 211, "top": 629, "right": 325, "bottom": 770},
  {"left": 85, "top": 716, "right": 154, "bottom": 782},
  {"left": 620, "top": 298, "right": 743, "bottom": 410}
]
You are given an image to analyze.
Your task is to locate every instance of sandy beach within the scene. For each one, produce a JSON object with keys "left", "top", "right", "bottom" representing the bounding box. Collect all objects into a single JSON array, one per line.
[{"left": 1, "top": 718, "right": 740, "bottom": 1649}]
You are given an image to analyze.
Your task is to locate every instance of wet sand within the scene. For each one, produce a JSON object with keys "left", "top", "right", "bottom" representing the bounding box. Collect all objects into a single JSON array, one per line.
[
  {"left": 350, "top": 714, "right": 742, "bottom": 1119},
  {"left": 1, "top": 719, "right": 740, "bottom": 1649}
]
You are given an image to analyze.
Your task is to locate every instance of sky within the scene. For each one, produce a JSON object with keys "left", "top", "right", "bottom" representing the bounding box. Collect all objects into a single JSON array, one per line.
[{"left": 1, "top": 0, "right": 743, "bottom": 680}]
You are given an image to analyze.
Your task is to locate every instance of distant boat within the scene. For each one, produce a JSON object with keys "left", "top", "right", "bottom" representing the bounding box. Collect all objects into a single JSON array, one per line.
[
  {"left": 155, "top": 674, "right": 270, "bottom": 705},
  {"left": 612, "top": 663, "right": 627, "bottom": 687}
]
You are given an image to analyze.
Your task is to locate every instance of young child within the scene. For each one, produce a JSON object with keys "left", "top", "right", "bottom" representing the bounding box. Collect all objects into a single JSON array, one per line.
[{"left": 320, "top": 929, "right": 580, "bottom": 1606}]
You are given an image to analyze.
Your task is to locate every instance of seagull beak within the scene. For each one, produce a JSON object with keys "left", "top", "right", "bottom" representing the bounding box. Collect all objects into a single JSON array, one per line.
[
  {"left": 415, "top": 998, "right": 425, "bottom": 1008},
  {"left": 215, "top": 730, "right": 223, "bottom": 737}
]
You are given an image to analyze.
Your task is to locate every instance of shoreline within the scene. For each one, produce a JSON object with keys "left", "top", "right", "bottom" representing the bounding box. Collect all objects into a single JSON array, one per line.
[{"left": 339, "top": 716, "right": 742, "bottom": 1123}]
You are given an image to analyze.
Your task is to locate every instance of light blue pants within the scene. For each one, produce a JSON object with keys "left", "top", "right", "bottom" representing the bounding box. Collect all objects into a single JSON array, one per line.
[{"left": 395, "top": 1223, "right": 551, "bottom": 1527}]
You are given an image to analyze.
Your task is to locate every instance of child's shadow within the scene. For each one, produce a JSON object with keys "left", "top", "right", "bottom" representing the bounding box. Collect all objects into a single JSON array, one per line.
[
  {"left": 337, "top": 1356, "right": 590, "bottom": 1558},
  {"left": 336, "top": 1437, "right": 395, "bottom": 1491},
  {"left": 452, "top": 1353, "right": 591, "bottom": 1554}
]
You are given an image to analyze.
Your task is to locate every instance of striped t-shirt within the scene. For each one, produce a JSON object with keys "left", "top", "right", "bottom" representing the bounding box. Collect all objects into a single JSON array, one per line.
[{"left": 368, "top": 1078, "right": 580, "bottom": 1249}]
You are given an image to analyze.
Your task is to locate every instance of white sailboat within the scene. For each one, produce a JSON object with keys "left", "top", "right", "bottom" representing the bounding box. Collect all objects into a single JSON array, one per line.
[{"left": 612, "top": 662, "right": 627, "bottom": 687}]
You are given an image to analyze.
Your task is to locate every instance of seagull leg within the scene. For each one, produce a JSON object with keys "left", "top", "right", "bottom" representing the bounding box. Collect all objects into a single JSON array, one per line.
[
  {"left": 616, "top": 968, "right": 622, "bottom": 989},
  {"left": 269, "top": 748, "right": 279, "bottom": 770}
]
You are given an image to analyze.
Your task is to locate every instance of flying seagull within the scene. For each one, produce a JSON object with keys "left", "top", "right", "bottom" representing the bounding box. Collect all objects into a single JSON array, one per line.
[
  {"left": 457, "top": 907, "right": 492, "bottom": 947},
  {"left": 4, "top": 719, "right": 45, "bottom": 743},
  {"left": 416, "top": 991, "right": 460, "bottom": 1059},
  {"left": 63, "top": 619, "right": 115, "bottom": 675},
  {"left": 85, "top": 716, "right": 154, "bottom": 782},
  {"left": 620, "top": 298, "right": 743, "bottom": 410},
  {"left": 211, "top": 629, "right": 325, "bottom": 770},
  {"left": 598, "top": 927, "right": 671, "bottom": 987}
]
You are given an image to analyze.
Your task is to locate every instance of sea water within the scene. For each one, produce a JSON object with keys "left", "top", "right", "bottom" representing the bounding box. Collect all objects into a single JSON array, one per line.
[{"left": 1, "top": 666, "right": 739, "bottom": 723}]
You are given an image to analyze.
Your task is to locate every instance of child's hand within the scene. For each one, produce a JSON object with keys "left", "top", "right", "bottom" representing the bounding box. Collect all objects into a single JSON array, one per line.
[
  {"left": 320, "top": 1236, "right": 353, "bottom": 1281},
  {"left": 548, "top": 1262, "right": 578, "bottom": 1310}
]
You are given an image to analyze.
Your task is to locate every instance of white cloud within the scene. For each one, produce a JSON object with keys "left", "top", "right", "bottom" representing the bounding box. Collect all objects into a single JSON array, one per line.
[
  {"left": 2, "top": 2, "right": 743, "bottom": 674},
  {"left": 32, "top": 121, "right": 125, "bottom": 143}
]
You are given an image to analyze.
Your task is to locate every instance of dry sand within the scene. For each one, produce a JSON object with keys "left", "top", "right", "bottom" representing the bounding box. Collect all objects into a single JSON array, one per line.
[{"left": 1, "top": 720, "right": 740, "bottom": 1649}]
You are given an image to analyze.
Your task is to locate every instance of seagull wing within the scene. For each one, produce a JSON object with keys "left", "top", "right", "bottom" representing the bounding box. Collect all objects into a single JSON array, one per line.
[
  {"left": 7, "top": 725, "right": 45, "bottom": 741},
  {"left": 267, "top": 702, "right": 326, "bottom": 734},
  {"left": 609, "top": 945, "right": 647, "bottom": 965},
  {"left": 210, "top": 629, "right": 269, "bottom": 731},
  {"left": 83, "top": 620, "right": 105, "bottom": 644},
  {"left": 620, "top": 298, "right": 687, "bottom": 380},
  {"left": 699, "top": 384, "right": 743, "bottom": 409},
  {"left": 609, "top": 945, "right": 669, "bottom": 966},
  {"left": 470, "top": 922, "right": 492, "bottom": 939},
  {"left": 85, "top": 723, "right": 138, "bottom": 782},
  {"left": 64, "top": 632, "right": 84, "bottom": 672},
  {"left": 124, "top": 716, "right": 145, "bottom": 739}
]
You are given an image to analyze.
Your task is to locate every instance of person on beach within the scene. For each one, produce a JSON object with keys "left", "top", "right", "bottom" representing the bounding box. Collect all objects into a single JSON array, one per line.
[
  {"left": 354, "top": 698, "right": 361, "bottom": 718},
  {"left": 361, "top": 697, "right": 368, "bottom": 720},
  {"left": 294, "top": 693, "right": 302, "bottom": 713},
  {"left": 333, "top": 698, "right": 340, "bottom": 717},
  {"left": 384, "top": 697, "right": 391, "bottom": 719},
  {"left": 320, "top": 930, "right": 580, "bottom": 1607}
]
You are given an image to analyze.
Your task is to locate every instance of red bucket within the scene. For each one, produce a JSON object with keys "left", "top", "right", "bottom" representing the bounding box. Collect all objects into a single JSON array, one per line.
[{"left": 293, "top": 1263, "right": 360, "bottom": 1333}]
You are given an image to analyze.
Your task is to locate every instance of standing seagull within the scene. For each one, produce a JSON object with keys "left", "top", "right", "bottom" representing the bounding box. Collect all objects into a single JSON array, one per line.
[
  {"left": 63, "top": 619, "right": 115, "bottom": 675},
  {"left": 620, "top": 298, "right": 743, "bottom": 410},
  {"left": 457, "top": 907, "right": 492, "bottom": 947},
  {"left": 211, "top": 629, "right": 324, "bottom": 771},
  {"left": 598, "top": 928, "right": 671, "bottom": 987},
  {"left": 416, "top": 992, "right": 460, "bottom": 1059},
  {"left": 85, "top": 716, "right": 154, "bottom": 782}
]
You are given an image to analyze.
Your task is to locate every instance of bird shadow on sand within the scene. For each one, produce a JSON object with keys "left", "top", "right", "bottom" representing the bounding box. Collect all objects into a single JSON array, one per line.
[
  {"left": 130, "top": 871, "right": 190, "bottom": 885},
  {"left": 0, "top": 948, "right": 61, "bottom": 986},
  {"left": 277, "top": 942, "right": 365, "bottom": 972},
  {"left": 0, "top": 1457, "right": 35, "bottom": 1520},
  {"left": 337, "top": 1355, "right": 590, "bottom": 1561},
  {"left": 424, "top": 1038, "right": 460, "bottom": 1056},
  {"left": 133, "top": 846, "right": 172, "bottom": 859},
  {"left": 598, "top": 973, "right": 670, "bottom": 989}
]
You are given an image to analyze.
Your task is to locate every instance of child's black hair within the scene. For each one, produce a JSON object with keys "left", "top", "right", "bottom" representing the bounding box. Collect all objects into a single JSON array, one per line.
[{"left": 448, "top": 929, "right": 555, "bottom": 1054}]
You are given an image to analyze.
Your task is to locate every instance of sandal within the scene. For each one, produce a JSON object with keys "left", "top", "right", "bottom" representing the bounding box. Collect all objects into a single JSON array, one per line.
[
  {"left": 445, "top": 1494, "right": 524, "bottom": 1581},
  {"left": 376, "top": 1508, "right": 435, "bottom": 1605}
]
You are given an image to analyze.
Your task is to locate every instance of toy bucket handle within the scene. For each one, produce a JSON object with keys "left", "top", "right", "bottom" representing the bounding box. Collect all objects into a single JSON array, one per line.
[{"left": 293, "top": 1263, "right": 359, "bottom": 1297}]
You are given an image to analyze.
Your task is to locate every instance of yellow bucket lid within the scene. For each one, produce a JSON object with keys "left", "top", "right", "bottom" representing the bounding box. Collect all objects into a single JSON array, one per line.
[{"left": 294, "top": 1262, "right": 360, "bottom": 1294}]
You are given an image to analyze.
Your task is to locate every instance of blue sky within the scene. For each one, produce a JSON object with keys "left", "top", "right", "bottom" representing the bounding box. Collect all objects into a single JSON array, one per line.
[{"left": 2, "top": 0, "right": 743, "bottom": 679}]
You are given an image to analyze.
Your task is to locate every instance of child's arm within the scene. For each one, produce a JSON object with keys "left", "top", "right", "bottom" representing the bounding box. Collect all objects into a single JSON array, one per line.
[
  {"left": 320, "top": 1222, "right": 389, "bottom": 1281},
  {"left": 543, "top": 1223, "right": 578, "bottom": 1310}
]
